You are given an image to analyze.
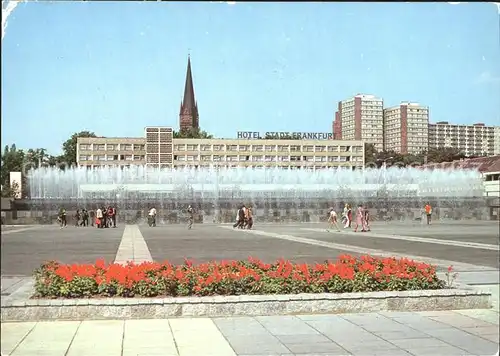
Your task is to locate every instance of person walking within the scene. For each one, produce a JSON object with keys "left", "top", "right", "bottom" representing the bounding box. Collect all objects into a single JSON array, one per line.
[
  {"left": 233, "top": 205, "right": 245, "bottom": 229},
  {"left": 96, "top": 207, "right": 103, "bottom": 228},
  {"left": 353, "top": 204, "right": 366, "bottom": 232},
  {"left": 342, "top": 204, "right": 352, "bottom": 229},
  {"left": 246, "top": 206, "right": 254, "bottom": 229},
  {"left": 110, "top": 206, "right": 117, "bottom": 228},
  {"left": 89, "top": 209, "right": 95, "bottom": 227},
  {"left": 148, "top": 207, "right": 157, "bottom": 227},
  {"left": 74, "top": 210, "right": 81, "bottom": 227},
  {"left": 80, "top": 209, "right": 89, "bottom": 227},
  {"left": 187, "top": 205, "right": 194, "bottom": 229},
  {"left": 364, "top": 206, "right": 371, "bottom": 232},
  {"left": 327, "top": 207, "right": 341, "bottom": 232},
  {"left": 424, "top": 203, "right": 432, "bottom": 225},
  {"left": 58, "top": 207, "right": 67, "bottom": 229}
]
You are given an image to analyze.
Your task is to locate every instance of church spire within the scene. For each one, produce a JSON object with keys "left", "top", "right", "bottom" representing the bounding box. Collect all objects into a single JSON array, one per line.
[
  {"left": 179, "top": 55, "right": 199, "bottom": 131},
  {"left": 182, "top": 55, "right": 196, "bottom": 112}
]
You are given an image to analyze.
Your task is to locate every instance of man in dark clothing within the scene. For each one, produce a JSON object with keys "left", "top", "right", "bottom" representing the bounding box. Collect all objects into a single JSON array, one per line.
[
  {"left": 187, "top": 205, "right": 194, "bottom": 229},
  {"left": 80, "top": 209, "right": 89, "bottom": 227},
  {"left": 246, "top": 206, "right": 253, "bottom": 229},
  {"left": 74, "top": 210, "right": 81, "bottom": 227},
  {"left": 101, "top": 207, "right": 108, "bottom": 228},
  {"left": 108, "top": 206, "right": 117, "bottom": 228},
  {"left": 233, "top": 205, "right": 246, "bottom": 229},
  {"left": 89, "top": 209, "right": 95, "bottom": 227},
  {"left": 58, "top": 208, "right": 67, "bottom": 228}
]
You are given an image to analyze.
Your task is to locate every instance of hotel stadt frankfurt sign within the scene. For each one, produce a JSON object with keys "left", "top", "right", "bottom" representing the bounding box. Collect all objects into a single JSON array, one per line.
[{"left": 237, "top": 131, "right": 333, "bottom": 140}]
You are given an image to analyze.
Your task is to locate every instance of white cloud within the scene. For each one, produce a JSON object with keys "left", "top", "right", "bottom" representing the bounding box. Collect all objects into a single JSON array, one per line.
[{"left": 476, "top": 71, "right": 500, "bottom": 84}]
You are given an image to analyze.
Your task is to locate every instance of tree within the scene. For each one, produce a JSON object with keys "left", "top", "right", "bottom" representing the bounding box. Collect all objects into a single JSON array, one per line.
[
  {"left": 61, "top": 131, "right": 96, "bottom": 165},
  {"left": 426, "top": 147, "right": 465, "bottom": 164},
  {"left": 364, "top": 143, "right": 377, "bottom": 165},
  {"left": 1, "top": 180, "right": 20, "bottom": 198},
  {"left": 24, "top": 148, "right": 51, "bottom": 171},
  {"left": 0, "top": 144, "right": 26, "bottom": 198},
  {"left": 173, "top": 128, "right": 214, "bottom": 139}
]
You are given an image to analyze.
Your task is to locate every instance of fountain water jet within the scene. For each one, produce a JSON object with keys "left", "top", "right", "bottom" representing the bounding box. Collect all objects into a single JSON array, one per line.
[{"left": 20, "top": 165, "right": 486, "bottom": 224}]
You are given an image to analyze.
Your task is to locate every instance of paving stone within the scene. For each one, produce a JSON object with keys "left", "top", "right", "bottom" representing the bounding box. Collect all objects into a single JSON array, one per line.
[
  {"left": 284, "top": 342, "right": 348, "bottom": 354},
  {"left": 170, "top": 318, "right": 235, "bottom": 356},
  {"left": 387, "top": 336, "right": 451, "bottom": 349},
  {"left": 122, "top": 349, "right": 178, "bottom": 356},
  {"left": 275, "top": 334, "right": 333, "bottom": 344},
  {"left": 373, "top": 329, "right": 430, "bottom": 340},
  {"left": 415, "top": 310, "right": 459, "bottom": 317},
  {"left": 0, "top": 322, "right": 36, "bottom": 355},
  {"left": 404, "top": 346, "right": 469, "bottom": 355},
  {"left": 428, "top": 313, "right": 497, "bottom": 329},
  {"left": 237, "top": 354, "right": 294, "bottom": 356},
  {"left": 455, "top": 309, "right": 500, "bottom": 325},
  {"left": 378, "top": 311, "right": 420, "bottom": 318},
  {"left": 388, "top": 315, "right": 452, "bottom": 331},
  {"left": 66, "top": 320, "right": 124, "bottom": 356},
  {"left": 336, "top": 338, "right": 401, "bottom": 353},
  {"left": 479, "top": 333, "right": 500, "bottom": 343},
  {"left": 350, "top": 349, "right": 411, "bottom": 356},
  {"left": 360, "top": 320, "right": 418, "bottom": 333},
  {"left": 11, "top": 321, "right": 80, "bottom": 356},
  {"left": 300, "top": 315, "right": 366, "bottom": 335},
  {"left": 460, "top": 325, "right": 499, "bottom": 339},
  {"left": 340, "top": 312, "right": 391, "bottom": 326},
  {"left": 122, "top": 319, "right": 178, "bottom": 355},
  {"left": 428, "top": 328, "right": 499, "bottom": 355},
  {"left": 256, "top": 316, "right": 320, "bottom": 336},
  {"left": 214, "top": 317, "right": 271, "bottom": 336},
  {"left": 226, "top": 337, "right": 290, "bottom": 355}
]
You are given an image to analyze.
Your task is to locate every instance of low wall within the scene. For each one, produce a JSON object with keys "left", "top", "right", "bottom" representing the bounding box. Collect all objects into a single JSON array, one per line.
[
  {"left": 1, "top": 197, "right": 493, "bottom": 225},
  {"left": 0, "top": 283, "right": 492, "bottom": 321},
  {"left": 1, "top": 207, "right": 492, "bottom": 225}
]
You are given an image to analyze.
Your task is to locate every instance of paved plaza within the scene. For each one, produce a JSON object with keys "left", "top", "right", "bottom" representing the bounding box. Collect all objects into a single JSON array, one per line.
[
  {"left": 1, "top": 221, "right": 499, "bottom": 355},
  {"left": 1, "top": 309, "right": 499, "bottom": 356},
  {"left": 1, "top": 221, "right": 498, "bottom": 275}
]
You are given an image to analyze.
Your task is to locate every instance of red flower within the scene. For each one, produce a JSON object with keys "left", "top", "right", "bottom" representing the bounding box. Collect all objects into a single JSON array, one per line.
[{"left": 36, "top": 254, "right": 443, "bottom": 298}]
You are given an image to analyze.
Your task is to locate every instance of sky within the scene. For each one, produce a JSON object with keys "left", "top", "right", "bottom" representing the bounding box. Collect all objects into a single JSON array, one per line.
[{"left": 1, "top": 1, "right": 500, "bottom": 155}]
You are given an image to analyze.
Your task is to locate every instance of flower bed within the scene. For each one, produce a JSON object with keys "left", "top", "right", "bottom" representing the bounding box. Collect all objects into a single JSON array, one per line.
[{"left": 33, "top": 255, "right": 447, "bottom": 299}]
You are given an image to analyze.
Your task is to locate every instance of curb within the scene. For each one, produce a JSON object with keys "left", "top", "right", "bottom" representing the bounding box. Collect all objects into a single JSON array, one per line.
[{"left": 1, "top": 287, "right": 492, "bottom": 322}]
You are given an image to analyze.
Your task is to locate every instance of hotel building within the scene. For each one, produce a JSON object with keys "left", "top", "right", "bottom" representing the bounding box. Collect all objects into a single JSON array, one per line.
[
  {"left": 428, "top": 122, "right": 496, "bottom": 157},
  {"left": 333, "top": 94, "right": 384, "bottom": 152},
  {"left": 77, "top": 134, "right": 365, "bottom": 170},
  {"left": 383, "top": 102, "right": 429, "bottom": 154}
]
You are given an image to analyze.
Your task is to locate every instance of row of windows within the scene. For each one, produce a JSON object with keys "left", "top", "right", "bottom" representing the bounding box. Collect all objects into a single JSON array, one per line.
[
  {"left": 79, "top": 163, "right": 363, "bottom": 170},
  {"left": 80, "top": 155, "right": 145, "bottom": 161},
  {"left": 174, "top": 144, "right": 361, "bottom": 153},
  {"left": 79, "top": 144, "right": 145, "bottom": 151},
  {"left": 173, "top": 155, "right": 361, "bottom": 163}
]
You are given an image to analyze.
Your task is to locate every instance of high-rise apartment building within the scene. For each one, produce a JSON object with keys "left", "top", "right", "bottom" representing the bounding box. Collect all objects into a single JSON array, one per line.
[
  {"left": 333, "top": 94, "right": 384, "bottom": 151},
  {"left": 494, "top": 127, "right": 500, "bottom": 155},
  {"left": 383, "top": 102, "right": 429, "bottom": 154},
  {"left": 428, "top": 122, "right": 496, "bottom": 157}
]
